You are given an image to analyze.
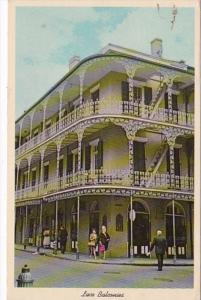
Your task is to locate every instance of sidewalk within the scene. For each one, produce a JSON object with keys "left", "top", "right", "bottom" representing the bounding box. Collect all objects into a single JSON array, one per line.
[{"left": 15, "top": 244, "right": 194, "bottom": 266}]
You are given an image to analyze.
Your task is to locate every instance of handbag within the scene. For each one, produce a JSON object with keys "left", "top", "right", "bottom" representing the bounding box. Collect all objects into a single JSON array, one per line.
[{"left": 99, "top": 244, "right": 105, "bottom": 252}]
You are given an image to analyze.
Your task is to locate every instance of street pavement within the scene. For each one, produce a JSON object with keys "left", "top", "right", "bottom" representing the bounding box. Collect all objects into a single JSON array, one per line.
[{"left": 15, "top": 250, "right": 193, "bottom": 288}]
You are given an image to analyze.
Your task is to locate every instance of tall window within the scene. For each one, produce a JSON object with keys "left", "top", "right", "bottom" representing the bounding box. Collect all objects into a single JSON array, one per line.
[
  {"left": 43, "top": 165, "right": 49, "bottom": 182},
  {"left": 116, "top": 214, "right": 123, "bottom": 232},
  {"left": 31, "top": 170, "right": 36, "bottom": 186},
  {"left": 59, "top": 158, "right": 63, "bottom": 177},
  {"left": 121, "top": 81, "right": 129, "bottom": 102},
  {"left": 133, "top": 141, "right": 146, "bottom": 171},
  {"left": 144, "top": 87, "right": 152, "bottom": 105},
  {"left": 133, "top": 87, "right": 142, "bottom": 102}
]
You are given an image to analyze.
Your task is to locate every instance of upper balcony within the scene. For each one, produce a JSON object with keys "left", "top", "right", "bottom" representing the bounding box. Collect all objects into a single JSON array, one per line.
[
  {"left": 15, "top": 99, "right": 194, "bottom": 158},
  {"left": 16, "top": 52, "right": 194, "bottom": 159}
]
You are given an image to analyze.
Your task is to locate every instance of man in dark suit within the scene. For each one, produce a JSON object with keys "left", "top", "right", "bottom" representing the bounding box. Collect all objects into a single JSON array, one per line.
[
  {"left": 147, "top": 230, "right": 167, "bottom": 271},
  {"left": 59, "top": 225, "right": 68, "bottom": 254}
]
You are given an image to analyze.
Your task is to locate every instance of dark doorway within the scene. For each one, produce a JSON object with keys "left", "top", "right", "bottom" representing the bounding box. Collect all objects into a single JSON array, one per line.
[
  {"left": 89, "top": 201, "right": 99, "bottom": 235},
  {"left": 128, "top": 201, "right": 150, "bottom": 257},
  {"left": 166, "top": 203, "right": 186, "bottom": 258}
]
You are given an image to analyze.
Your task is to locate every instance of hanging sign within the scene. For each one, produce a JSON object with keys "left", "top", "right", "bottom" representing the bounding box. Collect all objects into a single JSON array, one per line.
[{"left": 129, "top": 209, "right": 136, "bottom": 221}]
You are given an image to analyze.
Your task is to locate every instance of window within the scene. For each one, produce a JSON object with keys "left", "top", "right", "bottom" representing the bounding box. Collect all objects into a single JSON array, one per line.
[
  {"left": 32, "top": 170, "right": 36, "bottom": 186},
  {"left": 133, "top": 87, "right": 142, "bottom": 102},
  {"left": 95, "top": 140, "right": 103, "bottom": 169},
  {"left": 85, "top": 144, "right": 91, "bottom": 171},
  {"left": 116, "top": 214, "right": 123, "bottom": 232},
  {"left": 59, "top": 158, "right": 63, "bottom": 177},
  {"left": 67, "top": 151, "right": 73, "bottom": 174},
  {"left": 122, "top": 81, "right": 129, "bottom": 102},
  {"left": 43, "top": 164, "right": 49, "bottom": 182},
  {"left": 133, "top": 141, "right": 146, "bottom": 171},
  {"left": 144, "top": 87, "right": 152, "bottom": 105}
]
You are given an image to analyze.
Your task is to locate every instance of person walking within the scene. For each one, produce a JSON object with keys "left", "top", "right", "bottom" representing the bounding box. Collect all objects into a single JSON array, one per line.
[
  {"left": 146, "top": 230, "right": 167, "bottom": 271},
  {"left": 59, "top": 225, "right": 68, "bottom": 254},
  {"left": 99, "top": 225, "right": 110, "bottom": 260},
  {"left": 43, "top": 227, "right": 50, "bottom": 249},
  {"left": 88, "top": 228, "right": 98, "bottom": 259}
]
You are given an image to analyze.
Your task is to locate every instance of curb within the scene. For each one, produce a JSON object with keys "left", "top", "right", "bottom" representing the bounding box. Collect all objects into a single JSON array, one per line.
[{"left": 15, "top": 247, "right": 194, "bottom": 267}]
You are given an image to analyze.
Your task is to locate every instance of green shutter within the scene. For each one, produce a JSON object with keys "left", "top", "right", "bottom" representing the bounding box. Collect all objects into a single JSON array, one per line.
[
  {"left": 95, "top": 140, "right": 103, "bottom": 169},
  {"left": 67, "top": 153, "right": 73, "bottom": 174},
  {"left": 144, "top": 87, "right": 152, "bottom": 105},
  {"left": 121, "top": 81, "right": 129, "bottom": 102},
  {"left": 85, "top": 145, "right": 91, "bottom": 170}
]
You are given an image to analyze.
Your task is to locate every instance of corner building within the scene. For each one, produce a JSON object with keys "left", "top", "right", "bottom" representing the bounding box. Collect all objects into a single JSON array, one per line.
[{"left": 15, "top": 40, "right": 194, "bottom": 259}]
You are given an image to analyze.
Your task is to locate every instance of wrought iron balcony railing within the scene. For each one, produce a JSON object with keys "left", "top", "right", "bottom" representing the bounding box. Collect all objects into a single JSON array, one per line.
[
  {"left": 15, "top": 169, "right": 194, "bottom": 201},
  {"left": 15, "top": 100, "right": 194, "bottom": 157}
]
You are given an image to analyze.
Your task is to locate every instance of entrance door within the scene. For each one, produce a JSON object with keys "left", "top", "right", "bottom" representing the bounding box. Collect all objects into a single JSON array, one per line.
[
  {"left": 89, "top": 201, "right": 99, "bottom": 235},
  {"left": 166, "top": 203, "right": 186, "bottom": 258},
  {"left": 128, "top": 201, "right": 150, "bottom": 257},
  {"left": 70, "top": 204, "right": 77, "bottom": 252}
]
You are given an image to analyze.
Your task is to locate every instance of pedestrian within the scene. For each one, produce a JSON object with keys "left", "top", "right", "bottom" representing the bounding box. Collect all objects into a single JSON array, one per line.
[
  {"left": 99, "top": 225, "right": 110, "bottom": 260},
  {"left": 146, "top": 230, "right": 167, "bottom": 271},
  {"left": 88, "top": 228, "right": 98, "bottom": 259},
  {"left": 32, "top": 228, "right": 42, "bottom": 255},
  {"left": 43, "top": 227, "right": 50, "bottom": 249},
  {"left": 59, "top": 225, "right": 68, "bottom": 254}
]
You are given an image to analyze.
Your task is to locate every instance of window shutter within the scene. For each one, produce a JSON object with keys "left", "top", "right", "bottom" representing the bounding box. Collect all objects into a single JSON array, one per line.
[
  {"left": 85, "top": 145, "right": 91, "bottom": 170},
  {"left": 166, "top": 147, "right": 170, "bottom": 173},
  {"left": 67, "top": 153, "right": 73, "bottom": 174},
  {"left": 81, "top": 148, "right": 83, "bottom": 170},
  {"left": 96, "top": 140, "right": 103, "bottom": 169},
  {"left": 133, "top": 141, "right": 145, "bottom": 171},
  {"left": 144, "top": 87, "right": 152, "bottom": 105},
  {"left": 121, "top": 81, "right": 129, "bottom": 102}
]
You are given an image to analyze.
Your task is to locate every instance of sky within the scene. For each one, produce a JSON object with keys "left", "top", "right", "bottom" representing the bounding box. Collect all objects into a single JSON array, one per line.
[{"left": 16, "top": 6, "right": 194, "bottom": 119}]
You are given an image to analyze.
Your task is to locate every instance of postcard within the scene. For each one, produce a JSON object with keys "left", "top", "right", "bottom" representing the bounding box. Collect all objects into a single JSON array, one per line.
[{"left": 7, "top": 0, "right": 200, "bottom": 299}]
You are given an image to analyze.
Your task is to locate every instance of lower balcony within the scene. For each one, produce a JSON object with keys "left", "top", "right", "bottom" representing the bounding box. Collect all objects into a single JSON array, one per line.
[
  {"left": 15, "top": 169, "right": 194, "bottom": 201},
  {"left": 15, "top": 100, "right": 194, "bottom": 157}
]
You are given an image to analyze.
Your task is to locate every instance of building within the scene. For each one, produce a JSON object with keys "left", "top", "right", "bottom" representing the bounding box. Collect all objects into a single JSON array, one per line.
[{"left": 15, "top": 39, "right": 194, "bottom": 259}]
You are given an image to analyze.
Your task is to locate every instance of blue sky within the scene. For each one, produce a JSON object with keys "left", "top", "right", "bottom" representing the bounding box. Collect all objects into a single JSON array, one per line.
[{"left": 16, "top": 7, "right": 194, "bottom": 118}]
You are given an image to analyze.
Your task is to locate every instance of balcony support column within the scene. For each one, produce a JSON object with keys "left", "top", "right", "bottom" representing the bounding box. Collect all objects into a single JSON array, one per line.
[
  {"left": 79, "top": 69, "right": 86, "bottom": 106},
  {"left": 39, "top": 148, "right": 45, "bottom": 184},
  {"left": 58, "top": 86, "right": 65, "bottom": 123},
  {"left": 164, "top": 75, "right": 175, "bottom": 121},
  {"left": 128, "top": 139, "right": 135, "bottom": 185},
  {"left": 19, "top": 120, "right": 23, "bottom": 147},
  {"left": 77, "top": 129, "right": 84, "bottom": 184},
  {"left": 76, "top": 195, "right": 80, "bottom": 260},
  {"left": 56, "top": 141, "right": 62, "bottom": 179},
  {"left": 15, "top": 162, "right": 20, "bottom": 191},
  {"left": 27, "top": 161, "right": 31, "bottom": 188},
  {"left": 42, "top": 101, "right": 48, "bottom": 132},
  {"left": 53, "top": 200, "right": 58, "bottom": 255},
  {"left": 29, "top": 111, "right": 35, "bottom": 140},
  {"left": 122, "top": 60, "right": 142, "bottom": 113},
  {"left": 37, "top": 200, "right": 43, "bottom": 252},
  {"left": 167, "top": 137, "right": 176, "bottom": 189},
  {"left": 23, "top": 205, "right": 28, "bottom": 249}
]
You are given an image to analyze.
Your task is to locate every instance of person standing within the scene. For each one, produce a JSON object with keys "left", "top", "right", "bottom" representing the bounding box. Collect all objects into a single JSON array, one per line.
[
  {"left": 43, "top": 227, "right": 50, "bottom": 249},
  {"left": 146, "top": 230, "right": 167, "bottom": 271},
  {"left": 99, "top": 225, "right": 110, "bottom": 260},
  {"left": 88, "top": 228, "right": 98, "bottom": 259},
  {"left": 59, "top": 225, "right": 68, "bottom": 254}
]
